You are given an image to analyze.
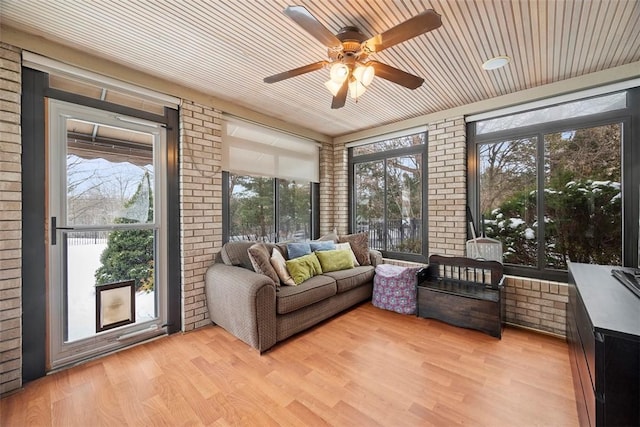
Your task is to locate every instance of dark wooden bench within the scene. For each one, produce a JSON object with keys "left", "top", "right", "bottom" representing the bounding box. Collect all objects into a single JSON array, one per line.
[{"left": 416, "top": 254, "right": 505, "bottom": 338}]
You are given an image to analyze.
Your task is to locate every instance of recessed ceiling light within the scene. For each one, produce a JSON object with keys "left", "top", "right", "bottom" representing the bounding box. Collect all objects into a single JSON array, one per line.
[{"left": 482, "top": 56, "right": 511, "bottom": 70}]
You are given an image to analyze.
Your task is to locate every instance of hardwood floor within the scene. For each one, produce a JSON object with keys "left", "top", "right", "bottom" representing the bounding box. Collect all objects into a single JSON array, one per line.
[{"left": 1, "top": 303, "right": 579, "bottom": 426}]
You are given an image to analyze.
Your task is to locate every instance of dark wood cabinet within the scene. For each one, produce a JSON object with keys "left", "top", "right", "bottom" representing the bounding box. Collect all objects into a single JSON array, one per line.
[{"left": 567, "top": 263, "right": 640, "bottom": 427}]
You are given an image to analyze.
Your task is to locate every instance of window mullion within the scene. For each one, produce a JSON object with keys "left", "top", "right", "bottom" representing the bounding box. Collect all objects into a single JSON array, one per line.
[
  {"left": 383, "top": 158, "right": 388, "bottom": 252},
  {"left": 274, "top": 178, "right": 279, "bottom": 243},
  {"left": 537, "top": 132, "right": 546, "bottom": 271}
]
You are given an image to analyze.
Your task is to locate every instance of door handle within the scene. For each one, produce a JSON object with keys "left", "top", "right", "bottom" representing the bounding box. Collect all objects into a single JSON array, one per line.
[{"left": 51, "top": 217, "right": 74, "bottom": 245}]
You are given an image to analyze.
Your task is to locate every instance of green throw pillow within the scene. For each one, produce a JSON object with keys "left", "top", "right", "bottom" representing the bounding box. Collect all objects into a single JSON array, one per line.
[
  {"left": 315, "top": 249, "right": 354, "bottom": 272},
  {"left": 285, "top": 253, "right": 322, "bottom": 285}
]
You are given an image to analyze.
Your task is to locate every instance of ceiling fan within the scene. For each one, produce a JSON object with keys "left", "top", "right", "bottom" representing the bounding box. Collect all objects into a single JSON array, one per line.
[{"left": 264, "top": 5, "right": 442, "bottom": 109}]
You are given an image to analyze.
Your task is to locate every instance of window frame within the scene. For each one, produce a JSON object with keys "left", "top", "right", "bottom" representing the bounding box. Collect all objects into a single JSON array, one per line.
[
  {"left": 348, "top": 138, "right": 428, "bottom": 263},
  {"left": 222, "top": 172, "right": 319, "bottom": 243},
  {"left": 468, "top": 87, "right": 640, "bottom": 282}
]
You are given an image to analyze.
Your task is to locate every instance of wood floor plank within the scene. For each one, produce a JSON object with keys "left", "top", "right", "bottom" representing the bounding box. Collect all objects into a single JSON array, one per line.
[
  {"left": 286, "top": 399, "right": 330, "bottom": 425},
  {"left": 25, "top": 394, "right": 50, "bottom": 426},
  {"left": 113, "top": 379, "right": 154, "bottom": 426},
  {"left": 0, "top": 302, "right": 579, "bottom": 426}
]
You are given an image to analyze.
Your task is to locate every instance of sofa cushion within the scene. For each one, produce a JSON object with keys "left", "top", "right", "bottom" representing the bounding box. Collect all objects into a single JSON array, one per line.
[
  {"left": 315, "top": 249, "right": 354, "bottom": 272},
  {"left": 322, "top": 265, "right": 375, "bottom": 293},
  {"left": 248, "top": 243, "right": 280, "bottom": 286},
  {"left": 276, "top": 274, "right": 337, "bottom": 314},
  {"left": 285, "top": 252, "right": 322, "bottom": 285},
  {"left": 339, "top": 232, "right": 371, "bottom": 266},
  {"left": 220, "top": 241, "right": 255, "bottom": 270}
]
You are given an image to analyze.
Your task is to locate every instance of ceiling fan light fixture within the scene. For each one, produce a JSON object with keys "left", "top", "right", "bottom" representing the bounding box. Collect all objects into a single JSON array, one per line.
[
  {"left": 353, "top": 64, "right": 375, "bottom": 87},
  {"left": 329, "top": 62, "right": 349, "bottom": 83},
  {"left": 482, "top": 55, "right": 511, "bottom": 70},
  {"left": 324, "top": 79, "right": 343, "bottom": 97},
  {"left": 348, "top": 79, "right": 367, "bottom": 99}
]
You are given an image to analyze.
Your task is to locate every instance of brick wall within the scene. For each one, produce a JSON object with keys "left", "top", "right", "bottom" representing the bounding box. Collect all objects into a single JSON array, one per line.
[
  {"left": 504, "top": 276, "right": 568, "bottom": 336},
  {"left": 332, "top": 141, "right": 349, "bottom": 235},
  {"left": 319, "top": 141, "right": 334, "bottom": 236},
  {"left": 0, "top": 43, "right": 22, "bottom": 395},
  {"left": 427, "top": 117, "right": 467, "bottom": 257},
  {"left": 179, "top": 100, "right": 223, "bottom": 331}
]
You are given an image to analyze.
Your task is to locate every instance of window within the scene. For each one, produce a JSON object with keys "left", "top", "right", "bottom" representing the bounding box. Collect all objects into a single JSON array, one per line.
[
  {"left": 222, "top": 118, "right": 319, "bottom": 243},
  {"left": 469, "top": 88, "right": 640, "bottom": 281},
  {"left": 349, "top": 131, "right": 427, "bottom": 262},
  {"left": 225, "top": 173, "right": 315, "bottom": 242}
]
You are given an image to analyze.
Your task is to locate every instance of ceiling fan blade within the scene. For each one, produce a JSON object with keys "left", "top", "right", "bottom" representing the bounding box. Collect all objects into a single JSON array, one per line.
[
  {"left": 369, "top": 61, "right": 424, "bottom": 89},
  {"left": 331, "top": 79, "right": 348, "bottom": 109},
  {"left": 264, "top": 61, "right": 327, "bottom": 83},
  {"left": 284, "top": 6, "right": 342, "bottom": 49},
  {"left": 363, "top": 10, "right": 442, "bottom": 53}
]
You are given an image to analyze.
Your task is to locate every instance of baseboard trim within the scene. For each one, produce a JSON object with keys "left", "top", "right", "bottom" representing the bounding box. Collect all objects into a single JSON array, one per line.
[{"left": 505, "top": 321, "right": 566, "bottom": 340}]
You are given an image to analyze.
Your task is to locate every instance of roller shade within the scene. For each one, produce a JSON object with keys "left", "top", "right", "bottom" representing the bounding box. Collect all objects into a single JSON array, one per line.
[{"left": 222, "top": 117, "right": 319, "bottom": 182}]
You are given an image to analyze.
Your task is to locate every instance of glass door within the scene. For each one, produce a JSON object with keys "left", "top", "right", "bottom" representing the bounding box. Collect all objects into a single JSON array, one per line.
[{"left": 48, "top": 99, "right": 167, "bottom": 370}]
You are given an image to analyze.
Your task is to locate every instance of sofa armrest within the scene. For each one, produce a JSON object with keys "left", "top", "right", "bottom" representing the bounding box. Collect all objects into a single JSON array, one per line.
[
  {"left": 204, "top": 263, "right": 277, "bottom": 352},
  {"left": 369, "top": 249, "right": 383, "bottom": 267}
]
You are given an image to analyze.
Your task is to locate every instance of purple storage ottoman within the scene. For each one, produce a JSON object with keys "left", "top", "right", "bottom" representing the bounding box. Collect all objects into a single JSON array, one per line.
[{"left": 372, "top": 264, "right": 420, "bottom": 314}]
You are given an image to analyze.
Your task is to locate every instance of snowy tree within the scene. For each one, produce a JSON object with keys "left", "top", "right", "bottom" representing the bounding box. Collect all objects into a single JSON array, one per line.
[
  {"left": 480, "top": 124, "right": 622, "bottom": 269},
  {"left": 94, "top": 171, "right": 154, "bottom": 292}
]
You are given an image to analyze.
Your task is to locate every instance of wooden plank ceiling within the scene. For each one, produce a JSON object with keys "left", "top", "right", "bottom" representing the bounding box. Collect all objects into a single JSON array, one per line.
[{"left": 1, "top": 0, "right": 639, "bottom": 137}]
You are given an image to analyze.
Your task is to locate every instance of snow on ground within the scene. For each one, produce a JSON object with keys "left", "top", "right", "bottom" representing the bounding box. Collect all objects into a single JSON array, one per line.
[{"left": 67, "top": 243, "right": 156, "bottom": 342}]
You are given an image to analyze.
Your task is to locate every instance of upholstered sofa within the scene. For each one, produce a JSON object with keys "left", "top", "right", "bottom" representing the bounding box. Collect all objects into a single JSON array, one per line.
[{"left": 204, "top": 237, "right": 382, "bottom": 353}]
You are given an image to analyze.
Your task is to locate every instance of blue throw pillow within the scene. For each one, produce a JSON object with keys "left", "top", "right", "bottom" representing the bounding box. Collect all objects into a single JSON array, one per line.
[
  {"left": 286, "top": 242, "right": 311, "bottom": 259},
  {"left": 309, "top": 241, "right": 335, "bottom": 252}
]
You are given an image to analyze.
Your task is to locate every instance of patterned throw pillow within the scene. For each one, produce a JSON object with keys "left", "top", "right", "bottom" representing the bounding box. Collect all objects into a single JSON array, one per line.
[
  {"left": 247, "top": 243, "right": 280, "bottom": 285},
  {"left": 338, "top": 232, "right": 371, "bottom": 266}
]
